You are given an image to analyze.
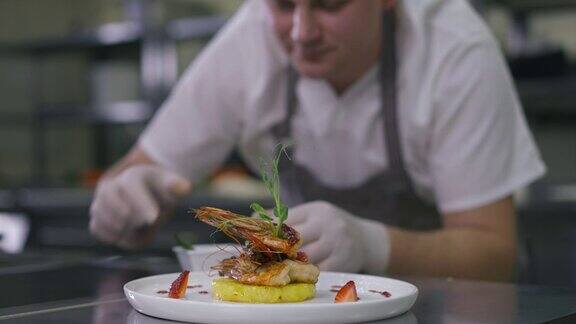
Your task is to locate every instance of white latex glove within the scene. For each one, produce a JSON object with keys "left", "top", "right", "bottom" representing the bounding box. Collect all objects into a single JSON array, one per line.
[
  {"left": 89, "top": 165, "right": 191, "bottom": 249},
  {"left": 286, "top": 201, "right": 390, "bottom": 274}
]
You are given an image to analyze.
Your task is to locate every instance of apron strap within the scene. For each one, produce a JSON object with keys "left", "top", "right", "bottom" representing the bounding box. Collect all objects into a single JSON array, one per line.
[
  {"left": 380, "top": 7, "right": 412, "bottom": 192},
  {"left": 273, "top": 67, "right": 298, "bottom": 141}
]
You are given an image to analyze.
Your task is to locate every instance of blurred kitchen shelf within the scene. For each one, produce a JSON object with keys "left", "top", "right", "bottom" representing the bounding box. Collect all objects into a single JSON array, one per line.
[
  {"left": 0, "top": 2, "right": 230, "bottom": 186},
  {"left": 14, "top": 187, "right": 270, "bottom": 215},
  {"left": 37, "top": 101, "right": 154, "bottom": 125},
  {"left": 504, "top": 0, "right": 576, "bottom": 12},
  {"left": 0, "top": 15, "right": 226, "bottom": 53},
  {"left": 0, "top": 21, "right": 142, "bottom": 53},
  {"left": 0, "top": 113, "right": 33, "bottom": 126},
  {"left": 165, "top": 16, "right": 228, "bottom": 41},
  {"left": 519, "top": 182, "right": 576, "bottom": 215},
  {"left": 0, "top": 250, "right": 95, "bottom": 275},
  {"left": 518, "top": 181, "right": 576, "bottom": 286},
  {"left": 498, "top": 0, "right": 576, "bottom": 115},
  {"left": 0, "top": 190, "right": 16, "bottom": 211},
  {"left": 517, "top": 73, "right": 576, "bottom": 121},
  {"left": 0, "top": 250, "right": 179, "bottom": 277}
]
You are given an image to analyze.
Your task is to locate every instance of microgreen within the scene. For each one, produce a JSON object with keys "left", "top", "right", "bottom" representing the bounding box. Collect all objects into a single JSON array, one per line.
[
  {"left": 250, "top": 202, "right": 273, "bottom": 221},
  {"left": 174, "top": 231, "right": 196, "bottom": 250},
  {"left": 250, "top": 144, "right": 290, "bottom": 238}
]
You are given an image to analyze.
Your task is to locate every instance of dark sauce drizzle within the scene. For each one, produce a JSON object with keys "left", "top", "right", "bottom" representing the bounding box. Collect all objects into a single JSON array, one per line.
[{"left": 369, "top": 289, "right": 391, "bottom": 297}]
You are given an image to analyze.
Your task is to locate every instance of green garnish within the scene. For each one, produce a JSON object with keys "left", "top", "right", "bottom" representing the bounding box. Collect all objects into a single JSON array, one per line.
[
  {"left": 174, "top": 231, "right": 196, "bottom": 250},
  {"left": 251, "top": 144, "right": 290, "bottom": 238},
  {"left": 250, "top": 202, "right": 273, "bottom": 222}
]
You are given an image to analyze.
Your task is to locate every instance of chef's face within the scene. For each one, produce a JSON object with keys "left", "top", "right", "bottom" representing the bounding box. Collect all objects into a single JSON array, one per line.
[{"left": 267, "top": 0, "right": 389, "bottom": 89}]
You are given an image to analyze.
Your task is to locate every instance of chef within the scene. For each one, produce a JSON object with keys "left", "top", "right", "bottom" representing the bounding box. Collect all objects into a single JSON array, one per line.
[{"left": 89, "top": 0, "right": 545, "bottom": 281}]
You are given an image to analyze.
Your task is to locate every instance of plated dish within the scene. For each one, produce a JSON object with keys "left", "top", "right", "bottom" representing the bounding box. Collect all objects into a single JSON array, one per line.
[
  {"left": 124, "top": 148, "right": 418, "bottom": 322},
  {"left": 124, "top": 271, "right": 418, "bottom": 324},
  {"left": 194, "top": 206, "right": 320, "bottom": 303}
]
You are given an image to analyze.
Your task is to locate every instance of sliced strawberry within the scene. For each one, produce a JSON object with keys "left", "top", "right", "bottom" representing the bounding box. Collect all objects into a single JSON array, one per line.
[
  {"left": 168, "top": 270, "right": 190, "bottom": 299},
  {"left": 334, "top": 280, "right": 359, "bottom": 303}
]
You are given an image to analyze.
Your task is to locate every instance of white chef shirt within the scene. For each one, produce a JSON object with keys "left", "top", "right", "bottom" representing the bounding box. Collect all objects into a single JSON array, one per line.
[{"left": 139, "top": 0, "right": 546, "bottom": 213}]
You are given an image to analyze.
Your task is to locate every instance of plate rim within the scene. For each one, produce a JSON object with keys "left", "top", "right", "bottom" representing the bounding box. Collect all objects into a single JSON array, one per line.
[{"left": 123, "top": 271, "right": 418, "bottom": 308}]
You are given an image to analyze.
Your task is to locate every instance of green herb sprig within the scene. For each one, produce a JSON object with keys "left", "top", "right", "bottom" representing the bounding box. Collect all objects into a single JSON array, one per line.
[
  {"left": 250, "top": 144, "right": 290, "bottom": 238},
  {"left": 174, "top": 231, "right": 196, "bottom": 250}
]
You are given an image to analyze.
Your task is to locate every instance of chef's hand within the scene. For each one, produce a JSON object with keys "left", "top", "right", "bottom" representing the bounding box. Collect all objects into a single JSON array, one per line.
[
  {"left": 287, "top": 201, "right": 390, "bottom": 274},
  {"left": 89, "top": 165, "right": 191, "bottom": 249}
]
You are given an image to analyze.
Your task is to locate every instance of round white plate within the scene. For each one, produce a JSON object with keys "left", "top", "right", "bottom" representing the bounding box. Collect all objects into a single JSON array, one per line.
[{"left": 124, "top": 271, "right": 418, "bottom": 324}]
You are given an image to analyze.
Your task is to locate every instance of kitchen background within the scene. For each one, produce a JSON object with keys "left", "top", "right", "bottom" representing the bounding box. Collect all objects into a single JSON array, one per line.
[{"left": 0, "top": 0, "right": 575, "bottom": 287}]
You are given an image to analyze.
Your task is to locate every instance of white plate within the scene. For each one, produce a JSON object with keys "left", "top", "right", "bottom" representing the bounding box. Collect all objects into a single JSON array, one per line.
[{"left": 124, "top": 271, "right": 418, "bottom": 324}]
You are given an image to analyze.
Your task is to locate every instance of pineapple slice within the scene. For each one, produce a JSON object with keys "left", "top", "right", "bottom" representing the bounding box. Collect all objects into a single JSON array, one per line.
[{"left": 212, "top": 278, "right": 315, "bottom": 303}]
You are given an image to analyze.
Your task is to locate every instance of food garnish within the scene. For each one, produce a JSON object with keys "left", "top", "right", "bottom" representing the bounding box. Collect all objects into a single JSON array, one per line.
[
  {"left": 195, "top": 207, "right": 319, "bottom": 303},
  {"left": 174, "top": 231, "right": 196, "bottom": 250},
  {"left": 168, "top": 270, "right": 190, "bottom": 299},
  {"left": 334, "top": 281, "right": 359, "bottom": 303},
  {"left": 195, "top": 207, "right": 319, "bottom": 287},
  {"left": 369, "top": 289, "right": 392, "bottom": 298},
  {"left": 192, "top": 145, "right": 320, "bottom": 303},
  {"left": 250, "top": 144, "right": 290, "bottom": 238}
]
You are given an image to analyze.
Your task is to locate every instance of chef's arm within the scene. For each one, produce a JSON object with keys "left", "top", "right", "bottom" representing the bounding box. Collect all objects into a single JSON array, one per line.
[
  {"left": 386, "top": 196, "right": 516, "bottom": 281},
  {"left": 101, "top": 144, "right": 157, "bottom": 179}
]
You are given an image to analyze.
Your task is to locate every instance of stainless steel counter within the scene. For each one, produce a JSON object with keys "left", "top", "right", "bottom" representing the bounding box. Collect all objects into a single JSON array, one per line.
[{"left": 1, "top": 255, "right": 576, "bottom": 323}]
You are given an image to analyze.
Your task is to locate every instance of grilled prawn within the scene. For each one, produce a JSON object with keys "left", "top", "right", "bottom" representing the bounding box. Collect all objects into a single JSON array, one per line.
[
  {"left": 194, "top": 206, "right": 319, "bottom": 286},
  {"left": 214, "top": 256, "right": 319, "bottom": 286},
  {"left": 195, "top": 207, "right": 302, "bottom": 258}
]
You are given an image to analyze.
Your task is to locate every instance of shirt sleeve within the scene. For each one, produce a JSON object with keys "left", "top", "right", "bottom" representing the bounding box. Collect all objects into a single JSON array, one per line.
[
  {"left": 138, "top": 4, "right": 253, "bottom": 181},
  {"left": 430, "top": 37, "right": 546, "bottom": 213}
]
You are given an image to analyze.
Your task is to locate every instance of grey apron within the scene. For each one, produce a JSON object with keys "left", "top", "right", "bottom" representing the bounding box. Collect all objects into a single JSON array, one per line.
[{"left": 273, "top": 8, "right": 441, "bottom": 230}]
